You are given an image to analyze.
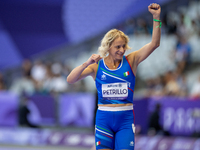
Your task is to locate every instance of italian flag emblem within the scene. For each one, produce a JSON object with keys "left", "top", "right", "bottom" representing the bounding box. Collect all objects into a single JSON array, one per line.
[
  {"left": 123, "top": 71, "right": 130, "bottom": 77},
  {"left": 96, "top": 141, "right": 101, "bottom": 146}
]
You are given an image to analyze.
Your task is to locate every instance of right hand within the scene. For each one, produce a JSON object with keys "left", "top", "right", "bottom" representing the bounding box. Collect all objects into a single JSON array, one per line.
[{"left": 86, "top": 54, "right": 102, "bottom": 66}]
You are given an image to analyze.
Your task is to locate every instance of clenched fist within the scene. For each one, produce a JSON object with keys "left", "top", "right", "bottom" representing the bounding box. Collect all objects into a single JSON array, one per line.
[
  {"left": 148, "top": 3, "right": 161, "bottom": 19},
  {"left": 86, "top": 54, "right": 102, "bottom": 66}
]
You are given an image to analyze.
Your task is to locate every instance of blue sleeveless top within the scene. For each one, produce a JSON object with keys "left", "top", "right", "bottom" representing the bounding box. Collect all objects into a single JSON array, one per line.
[{"left": 95, "top": 56, "right": 136, "bottom": 105}]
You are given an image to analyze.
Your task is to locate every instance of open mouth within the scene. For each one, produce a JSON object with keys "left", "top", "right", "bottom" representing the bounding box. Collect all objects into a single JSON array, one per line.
[{"left": 116, "top": 53, "right": 123, "bottom": 57}]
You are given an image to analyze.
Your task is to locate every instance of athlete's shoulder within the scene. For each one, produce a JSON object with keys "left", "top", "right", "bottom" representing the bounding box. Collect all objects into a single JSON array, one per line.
[
  {"left": 126, "top": 51, "right": 137, "bottom": 58},
  {"left": 126, "top": 51, "right": 138, "bottom": 63},
  {"left": 87, "top": 63, "right": 99, "bottom": 75},
  {"left": 88, "top": 63, "right": 98, "bottom": 69}
]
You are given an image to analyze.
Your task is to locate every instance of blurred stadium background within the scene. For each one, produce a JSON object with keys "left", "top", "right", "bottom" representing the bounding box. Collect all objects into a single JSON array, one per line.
[{"left": 0, "top": 0, "right": 200, "bottom": 150}]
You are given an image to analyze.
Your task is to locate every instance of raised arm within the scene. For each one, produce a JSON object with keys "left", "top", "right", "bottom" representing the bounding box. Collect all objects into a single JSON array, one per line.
[
  {"left": 128, "top": 3, "right": 161, "bottom": 67},
  {"left": 67, "top": 54, "right": 102, "bottom": 84}
]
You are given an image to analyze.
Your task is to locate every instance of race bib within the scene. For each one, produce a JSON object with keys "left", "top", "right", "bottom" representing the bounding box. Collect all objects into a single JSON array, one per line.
[{"left": 102, "top": 83, "right": 128, "bottom": 100}]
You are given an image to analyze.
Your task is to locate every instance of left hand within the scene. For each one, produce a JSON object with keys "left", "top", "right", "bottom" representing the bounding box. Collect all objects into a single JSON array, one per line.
[{"left": 148, "top": 3, "right": 161, "bottom": 19}]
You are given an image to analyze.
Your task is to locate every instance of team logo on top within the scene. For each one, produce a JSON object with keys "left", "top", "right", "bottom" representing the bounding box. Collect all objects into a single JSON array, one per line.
[
  {"left": 123, "top": 71, "right": 130, "bottom": 77},
  {"left": 101, "top": 74, "right": 106, "bottom": 80},
  {"left": 96, "top": 141, "right": 101, "bottom": 146},
  {"left": 130, "top": 141, "right": 134, "bottom": 146}
]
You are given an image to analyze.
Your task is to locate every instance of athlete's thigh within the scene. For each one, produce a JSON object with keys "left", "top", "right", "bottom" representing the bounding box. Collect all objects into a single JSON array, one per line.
[
  {"left": 95, "top": 110, "right": 115, "bottom": 150},
  {"left": 114, "top": 110, "right": 135, "bottom": 150},
  {"left": 115, "top": 125, "right": 135, "bottom": 150}
]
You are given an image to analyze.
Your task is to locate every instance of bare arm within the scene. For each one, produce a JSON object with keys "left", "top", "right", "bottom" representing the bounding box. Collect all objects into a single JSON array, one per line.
[
  {"left": 127, "top": 3, "right": 161, "bottom": 70},
  {"left": 67, "top": 54, "right": 102, "bottom": 84}
]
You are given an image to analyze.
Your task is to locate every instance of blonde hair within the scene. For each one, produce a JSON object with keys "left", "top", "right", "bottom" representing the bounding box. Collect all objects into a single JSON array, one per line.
[{"left": 98, "top": 29, "right": 131, "bottom": 57}]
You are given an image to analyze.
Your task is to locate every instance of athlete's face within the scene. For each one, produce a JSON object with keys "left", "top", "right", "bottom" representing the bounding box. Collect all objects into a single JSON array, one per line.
[{"left": 109, "top": 37, "right": 126, "bottom": 60}]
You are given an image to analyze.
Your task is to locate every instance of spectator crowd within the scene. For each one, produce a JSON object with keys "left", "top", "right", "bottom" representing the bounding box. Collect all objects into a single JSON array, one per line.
[{"left": 0, "top": 0, "right": 200, "bottom": 100}]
